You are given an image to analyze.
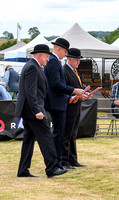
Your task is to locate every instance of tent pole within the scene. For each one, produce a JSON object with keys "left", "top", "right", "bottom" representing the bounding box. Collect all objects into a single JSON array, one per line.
[
  {"left": 17, "top": 23, "right": 18, "bottom": 44},
  {"left": 102, "top": 58, "right": 105, "bottom": 78}
]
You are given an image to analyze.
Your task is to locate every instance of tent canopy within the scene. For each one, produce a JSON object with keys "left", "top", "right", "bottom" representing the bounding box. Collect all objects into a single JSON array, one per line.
[
  {"left": 4, "top": 34, "right": 47, "bottom": 62},
  {"left": 46, "top": 23, "right": 119, "bottom": 59},
  {"left": 0, "top": 41, "right": 25, "bottom": 60},
  {"left": 6, "top": 23, "right": 119, "bottom": 61},
  {"left": 111, "top": 38, "right": 119, "bottom": 47}
]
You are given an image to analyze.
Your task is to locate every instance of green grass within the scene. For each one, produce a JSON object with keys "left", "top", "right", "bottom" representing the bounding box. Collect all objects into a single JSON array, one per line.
[{"left": 0, "top": 138, "right": 119, "bottom": 200}]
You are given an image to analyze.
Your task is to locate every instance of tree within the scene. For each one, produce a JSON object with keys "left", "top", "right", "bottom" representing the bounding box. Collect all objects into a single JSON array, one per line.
[
  {"left": 3, "top": 31, "right": 14, "bottom": 39},
  {"left": 0, "top": 40, "right": 17, "bottom": 50},
  {"left": 88, "top": 31, "right": 110, "bottom": 39},
  {"left": 102, "top": 27, "right": 119, "bottom": 44},
  {"left": 44, "top": 35, "right": 58, "bottom": 41},
  {"left": 22, "top": 38, "right": 31, "bottom": 44},
  {"left": 89, "top": 32, "right": 96, "bottom": 38},
  {"left": 28, "top": 27, "right": 40, "bottom": 40}
]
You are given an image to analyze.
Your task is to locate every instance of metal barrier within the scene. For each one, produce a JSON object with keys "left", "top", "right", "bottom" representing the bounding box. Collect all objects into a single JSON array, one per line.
[{"left": 96, "top": 98, "right": 119, "bottom": 136}]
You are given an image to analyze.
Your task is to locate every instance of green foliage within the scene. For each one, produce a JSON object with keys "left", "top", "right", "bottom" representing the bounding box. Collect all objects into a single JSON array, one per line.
[
  {"left": 3, "top": 31, "right": 14, "bottom": 39},
  {"left": 44, "top": 35, "right": 58, "bottom": 41},
  {"left": 22, "top": 38, "right": 31, "bottom": 44},
  {"left": 111, "top": 35, "right": 119, "bottom": 44},
  {"left": 0, "top": 39, "right": 29, "bottom": 51},
  {"left": 87, "top": 28, "right": 119, "bottom": 44},
  {"left": 89, "top": 32, "right": 97, "bottom": 38},
  {"left": 88, "top": 31, "right": 110, "bottom": 39},
  {"left": 102, "top": 35, "right": 111, "bottom": 44},
  {"left": 0, "top": 39, "right": 17, "bottom": 50},
  {"left": 102, "top": 27, "right": 119, "bottom": 44},
  {"left": 28, "top": 27, "right": 40, "bottom": 40}
]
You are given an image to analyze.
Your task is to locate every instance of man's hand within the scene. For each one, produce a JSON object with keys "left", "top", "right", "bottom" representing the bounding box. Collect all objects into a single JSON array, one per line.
[
  {"left": 78, "top": 94, "right": 88, "bottom": 101},
  {"left": 73, "top": 88, "right": 85, "bottom": 95},
  {"left": 72, "top": 93, "right": 88, "bottom": 103},
  {"left": 114, "top": 100, "right": 119, "bottom": 106},
  {"left": 36, "top": 112, "right": 45, "bottom": 120},
  {"left": 85, "top": 92, "right": 93, "bottom": 99}
]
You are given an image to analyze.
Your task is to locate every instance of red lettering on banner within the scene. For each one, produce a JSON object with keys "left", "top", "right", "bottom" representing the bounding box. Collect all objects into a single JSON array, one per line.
[{"left": 0, "top": 120, "right": 5, "bottom": 132}]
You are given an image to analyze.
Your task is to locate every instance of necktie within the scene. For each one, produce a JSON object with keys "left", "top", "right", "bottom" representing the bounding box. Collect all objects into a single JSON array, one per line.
[{"left": 73, "top": 69, "right": 82, "bottom": 87}]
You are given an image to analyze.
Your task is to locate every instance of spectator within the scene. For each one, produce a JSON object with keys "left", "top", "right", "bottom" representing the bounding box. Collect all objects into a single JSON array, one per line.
[
  {"left": 0, "top": 81, "right": 12, "bottom": 100},
  {"left": 110, "top": 82, "right": 119, "bottom": 118},
  {"left": 4, "top": 65, "right": 19, "bottom": 99}
]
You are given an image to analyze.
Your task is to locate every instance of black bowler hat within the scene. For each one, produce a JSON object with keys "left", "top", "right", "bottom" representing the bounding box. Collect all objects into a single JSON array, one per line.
[
  {"left": 51, "top": 38, "right": 70, "bottom": 51},
  {"left": 67, "top": 48, "right": 83, "bottom": 58},
  {"left": 30, "top": 44, "right": 52, "bottom": 54}
]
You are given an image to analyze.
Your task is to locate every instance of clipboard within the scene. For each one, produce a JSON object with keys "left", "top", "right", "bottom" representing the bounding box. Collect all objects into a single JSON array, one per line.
[
  {"left": 84, "top": 85, "right": 90, "bottom": 92},
  {"left": 69, "top": 95, "right": 77, "bottom": 104},
  {"left": 87, "top": 87, "right": 102, "bottom": 98},
  {"left": 69, "top": 85, "right": 90, "bottom": 104}
]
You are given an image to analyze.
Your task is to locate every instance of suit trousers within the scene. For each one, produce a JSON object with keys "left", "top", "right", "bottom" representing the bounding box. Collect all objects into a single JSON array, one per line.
[
  {"left": 17, "top": 118, "right": 58, "bottom": 176},
  {"left": 62, "top": 113, "right": 80, "bottom": 165},
  {"left": 49, "top": 110, "right": 66, "bottom": 164}
]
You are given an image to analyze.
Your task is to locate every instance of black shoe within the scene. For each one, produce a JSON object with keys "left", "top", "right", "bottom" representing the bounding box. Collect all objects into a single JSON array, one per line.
[
  {"left": 58, "top": 163, "right": 66, "bottom": 170},
  {"left": 17, "top": 172, "right": 39, "bottom": 177},
  {"left": 71, "top": 162, "right": 87, "bottom": 167},
  {"left": 63, "top": 165, "right": 76, "bottom": 170},
  {"left": 47, "top": 168, "right": 68, "bottom": 178}
]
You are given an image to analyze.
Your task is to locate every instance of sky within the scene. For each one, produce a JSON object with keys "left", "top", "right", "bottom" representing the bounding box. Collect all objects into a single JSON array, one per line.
[{"left": 0, "top": 0, "right": 119, "bottom": 39}]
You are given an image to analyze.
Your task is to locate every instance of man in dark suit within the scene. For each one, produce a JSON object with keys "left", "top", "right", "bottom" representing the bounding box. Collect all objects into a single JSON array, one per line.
[
  {"left": 44, "top": 38, "right": 86, "bottom": 167},
  {"left": 62, "top": 48, "right": 89, "bottom": 169},
  {"left": 15, "top": 44, "right": 67, "bottom": 178}
]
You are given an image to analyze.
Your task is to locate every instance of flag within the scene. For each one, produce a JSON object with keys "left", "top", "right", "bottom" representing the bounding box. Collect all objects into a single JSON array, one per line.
[{"left": 17, "top": 23, "right": 22, "bottom": 43}]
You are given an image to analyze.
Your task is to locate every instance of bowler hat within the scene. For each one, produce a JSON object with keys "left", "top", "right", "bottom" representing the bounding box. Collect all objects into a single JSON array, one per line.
[
  {"left": 67, "top": 48, "right": 83, "bottom": 58},
  {"left": 30, "top": 44, "right": 52, "bottom": 54},
  {"left": 51, "top": 38, "right": 70, "bottom": 51}
]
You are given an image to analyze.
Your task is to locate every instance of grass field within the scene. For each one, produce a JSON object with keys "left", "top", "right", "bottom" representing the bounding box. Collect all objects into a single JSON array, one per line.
[
  {"left": 0, "top": 137, "right": 119, "bottom": 200},
  {"left": 0, "top": 39, "right": 8, "bottom": 45}
]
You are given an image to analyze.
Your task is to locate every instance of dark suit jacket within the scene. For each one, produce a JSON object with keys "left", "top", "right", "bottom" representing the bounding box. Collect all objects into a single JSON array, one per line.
[
  {"left": 63, "top": 63, "right": 82, "bottom": 117},
  {"left": 15, "top": 58, "right": 47, "bottom": 119},
  {"left": 44, "top": 54, "right": 74, "bottom": 111}
]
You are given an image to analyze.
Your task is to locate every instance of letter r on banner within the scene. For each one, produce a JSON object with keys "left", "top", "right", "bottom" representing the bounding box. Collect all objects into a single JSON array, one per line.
[{"left": 11, "top": 123, "right": 16, "bottom": 129}]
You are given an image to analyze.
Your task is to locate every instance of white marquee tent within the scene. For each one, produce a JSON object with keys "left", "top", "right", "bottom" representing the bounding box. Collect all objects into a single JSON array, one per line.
[
  {"left": 45, "top": 23, "right": 119, "bottom": 59},
  {"left": 42, "top": 23, "right": 119, "bottom": 78},
  {"left": 4, "top": 34, "right": 47, "bottom": 62}
]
